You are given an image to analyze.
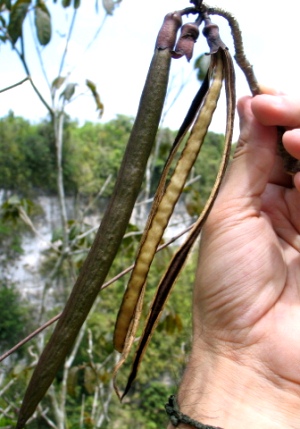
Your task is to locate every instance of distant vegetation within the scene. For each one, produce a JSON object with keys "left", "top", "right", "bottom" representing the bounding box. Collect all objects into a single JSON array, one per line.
[{"left": 0, "top": 110, "right": 228, "bottom": 428}]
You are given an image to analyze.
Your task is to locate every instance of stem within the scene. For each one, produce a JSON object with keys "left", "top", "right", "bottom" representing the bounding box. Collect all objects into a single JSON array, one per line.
[
  {"left": 58, "top": 9, "right": 77, "bottom": 78},
  {"left": 203, "top": 4, "right": 260, "bottom": 95},
  {"left": 69, "top": 14, "right": 108, "bottom": 76},
  {"left": 0, "top": 313, "right": 62, "bottom": 363},
  {"left": 54, "top": 110, "right": 69, "bottom": 250},
  {"left": 0, "top": 77, "right": 29, "bottom": 93},
  {"left": 28, "top": 12, "right": 51, "bottom": 89},
  {"left": 15, "top": 35, "right": 54, "bottom": 117},
  {"left": 0, "top": 222, "right": 194, "bottom": 363},
  {"left": 59, "top": 322, "right": 86, "bottom": 428}
]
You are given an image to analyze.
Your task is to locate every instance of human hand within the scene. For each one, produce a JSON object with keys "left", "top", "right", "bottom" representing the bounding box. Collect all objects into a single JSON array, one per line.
[{"left": 170, "top": 93, "right": 300, "bottom": 429}]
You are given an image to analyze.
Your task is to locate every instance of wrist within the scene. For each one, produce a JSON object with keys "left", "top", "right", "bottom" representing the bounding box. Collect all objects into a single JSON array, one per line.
[{"left": 168, "top": 347, "right": 300, "bottom": 429}]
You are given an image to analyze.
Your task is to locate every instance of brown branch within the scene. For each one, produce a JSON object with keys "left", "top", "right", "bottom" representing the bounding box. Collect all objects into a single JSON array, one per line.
[
  {"left": 0, "top": 77, "right": 30, "bottom": 94},
  {"left": 0, "top": 314, "right": 61, "bottom": 363},
  {"left": 0, "top": 223, "right": 194, "bottom": 363},
  {"left": 203, "top": 4, "right": 260, "bottom": 96}
]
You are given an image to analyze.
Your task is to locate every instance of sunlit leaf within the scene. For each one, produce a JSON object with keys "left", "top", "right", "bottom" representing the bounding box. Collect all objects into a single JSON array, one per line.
[
  {"left": 60, "top": 82, "right": 76, "bottom": 101},
  {"left": 61, "top": 0, "right": 71, "bottom": 7},
  {"left": 84, "top": 366, "right": 96, "bottom": 394},
  {"left": 0, "top": 0, "right": 11, "bottom": 11},
  {"left": 194, "top": 53, "right": 210, "bottom": 82},
  {"left": 86, "top": 79, "right": 104, "bottom": 118},
  {"left": 7, "top": 0, "right": 31, "bottom": 45},
  {"left": 67, "top": 366, "right": 79, "bottom": 397},
  {"left": 102, "top": 0, "right": 114, "bottom": 15},
  {"left": 51, "top": 76, "right": 66, "bottom": 90},
  {"left": 0, "top": 15, "right": 6, "bottom": 27},
  {"left": 34, "top": 0, "right": 51, "bottom": 46}
]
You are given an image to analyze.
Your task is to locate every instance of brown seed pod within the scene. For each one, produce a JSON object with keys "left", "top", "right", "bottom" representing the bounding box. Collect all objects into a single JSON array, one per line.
[
  {"left": 203, "top": 17, "right": 227, "bottom": 54},
  {"left": 172, "top": 22, "right": 199, "bottom": 61},
  {"left": 155, "top": 12, "right": 182, "bottom": 51}
]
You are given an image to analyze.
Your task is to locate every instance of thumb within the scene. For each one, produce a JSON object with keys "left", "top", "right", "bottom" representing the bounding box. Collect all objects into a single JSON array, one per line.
[{"left": 216, "top": 96, "right": 278, "bottom": 210}]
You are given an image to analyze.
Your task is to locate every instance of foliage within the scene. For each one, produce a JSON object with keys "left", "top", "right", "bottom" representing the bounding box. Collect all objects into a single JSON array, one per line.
[
  {"left": 0, "top": 0, "right": 122, "bottom": 47},
  {"left": 0, "top": 219, "right": 23, "bottom": 261},
  {"left": 0, "top": 282, "right": 33, "bottom": 354},
  {"left": 0, "top": 112, "right": 227, "bottom": 427}
]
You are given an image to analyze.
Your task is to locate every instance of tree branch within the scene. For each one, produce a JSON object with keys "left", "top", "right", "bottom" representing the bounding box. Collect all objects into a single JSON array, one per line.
[
  {"left": 58, "top": 9, "right": 77, "bottom": 78},
  {"left": 0, "top": 223, "right": 194, "bottom": 363},
  {"left": 0, "top": 77, "right": 29, "bottom": 93}
]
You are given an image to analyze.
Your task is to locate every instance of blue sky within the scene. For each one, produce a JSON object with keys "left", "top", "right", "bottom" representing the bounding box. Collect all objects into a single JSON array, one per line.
[{"left": 1, "top": 0, "right": 300, "bottom": 139}]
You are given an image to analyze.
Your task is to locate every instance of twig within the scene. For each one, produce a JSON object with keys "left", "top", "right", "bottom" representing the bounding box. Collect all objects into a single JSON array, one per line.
[
  {"left": 28, "top": 12, "right": 51, "bottom": 89},
  {"left": 15, "top": 35, "right": 54, "bottom": 116},
  {"left": 203, "top": 4, "right": 260, "bottom": 95},
  {"left": 18, "top": 207, "right": 60, "bottom": 253},
  {"left": 0, "top": 77, "right": 29, "bottom": 93},
  {"left": 68, "top": 14, "right": 108, "bottom": 76},
  {"left": 0, "top": 313, "right": 62, "bottom": 363},
  {"left": 58, "top": 9, "right": 77, "bottom": 78},
  {"left": 0, "top": 223, "right": 195, "bottom": 362}
]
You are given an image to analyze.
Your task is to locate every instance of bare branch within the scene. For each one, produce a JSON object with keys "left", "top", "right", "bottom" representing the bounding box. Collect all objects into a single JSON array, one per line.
[
  {"left": 28, "top": 12, "right": 51, "bottom": 89},
  {"left": 69, "top": 14, "right": 108, "bottom": 76},
  {"left": 58, "top": 9, "right": 78, "bottom": 78},
  {"left": 0, "top": 223, "right": 194, "bottom": 362},
  {"left": 12, "top": 35, "right": 54, "bottom": 116},
  {"left": 18, "top": 207, "right": 60, "bottom": 253},
  {"left": 0, "top": 77, "right": 30, "bottom": 94},
  {"left": 0, "top": 313, "right": 61, "bottom": 363},
  {"left": 203, "top": 4, "right": 260, "bottom": 95}
]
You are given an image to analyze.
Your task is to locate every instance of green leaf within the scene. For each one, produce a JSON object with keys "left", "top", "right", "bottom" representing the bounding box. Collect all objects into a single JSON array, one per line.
[
  {"left": 67, "top": 366, "right": 79, "bottom": 397},
  {"left": 102, "top": 0, "right": 114, "bottom": 15},
  {"left": 194, "top": 53, "right": 210, "bottom": 82},
  {"left": 7, "top": 0, "right": 31, "bottom": 45},
  {"left": 86, "top": 79, "right": 104, "bottom": 118},
  {"left": 51, "top": 76, "right": 66, "bottom": 90},
  {"left": 34, "top": 0, "right": 51, "bottom": 46},
  {"left": 0, "top": 15, "right": 6, "bottom": 27},
  {"left": 73, "top": 0, "right": 80, "bottom": 8},
  {"left": 84, "top": 366, "right": 96, "bottom": 394},
  {"left": 61, "top": 0, "right": 71, "bottom": 7},
  {"left": 0, "top": 0, "right": 11, "bottom": 10},
  {"left": 60, "top": 82, "right": 76, "bottom": 101}
]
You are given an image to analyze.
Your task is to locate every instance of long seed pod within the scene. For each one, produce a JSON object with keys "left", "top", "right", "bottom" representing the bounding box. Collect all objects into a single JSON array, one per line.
[
  {"left": 113, "top": 50, "right": 225, "bottom": 395},
  {"left": 15, "top": 14, "right": 179, "bottom": 429},
  {"left": 112, "top": 69, "right": 210, "bottom": 400},
  {"left": 123, "top": 48, "right": 236, "bottom": 396}
]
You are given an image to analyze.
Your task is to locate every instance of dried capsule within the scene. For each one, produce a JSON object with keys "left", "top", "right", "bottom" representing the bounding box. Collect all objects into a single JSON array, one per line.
[
  {"left": 203, "top": 16, "right": 227, "bottom": 54},
  {"left": 172, "top": 22, "right": 200, "bottom": 61},
  {"left": 155, "top": 12, "right": 182, "bottom": 51}
]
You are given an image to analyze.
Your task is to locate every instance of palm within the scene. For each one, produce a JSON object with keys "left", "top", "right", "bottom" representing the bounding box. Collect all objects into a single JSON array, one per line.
[{"left": 194, "top": 96, "right": 300, "bottom": 385}]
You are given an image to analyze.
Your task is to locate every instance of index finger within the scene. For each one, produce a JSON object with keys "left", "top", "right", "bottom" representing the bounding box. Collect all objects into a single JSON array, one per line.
[{"left": 252, "top": 94, "right": 300, "bottom": 128}]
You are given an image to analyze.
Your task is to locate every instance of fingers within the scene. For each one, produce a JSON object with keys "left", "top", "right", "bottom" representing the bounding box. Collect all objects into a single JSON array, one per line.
[
  {"left": 282, "top": 130, "right": 300, "bottom": 160},
  {"left": 251, "top": 94, "right": 300, "bottom": 128},
  {"left": 252, "top": 93, "right": 300, "bottom": 191},
  {"left": 216, "top": 96, "right": 278, "bottom": 210},
  {"left": 282, "top": 129, "right": 300, "bottom": 191},
  {"left": 213, "top": 92, "right": 300, "bottom": 215}
]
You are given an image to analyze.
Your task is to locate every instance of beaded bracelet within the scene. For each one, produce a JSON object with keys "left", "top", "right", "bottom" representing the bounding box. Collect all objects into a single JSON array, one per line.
[{"left": 165, "top": 395, "right": 224, "bottom": 429}]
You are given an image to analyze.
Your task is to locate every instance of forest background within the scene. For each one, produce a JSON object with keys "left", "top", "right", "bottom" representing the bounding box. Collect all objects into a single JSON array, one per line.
[{"left": 0, "top": 0, "right": 299, "bottom": 428}]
